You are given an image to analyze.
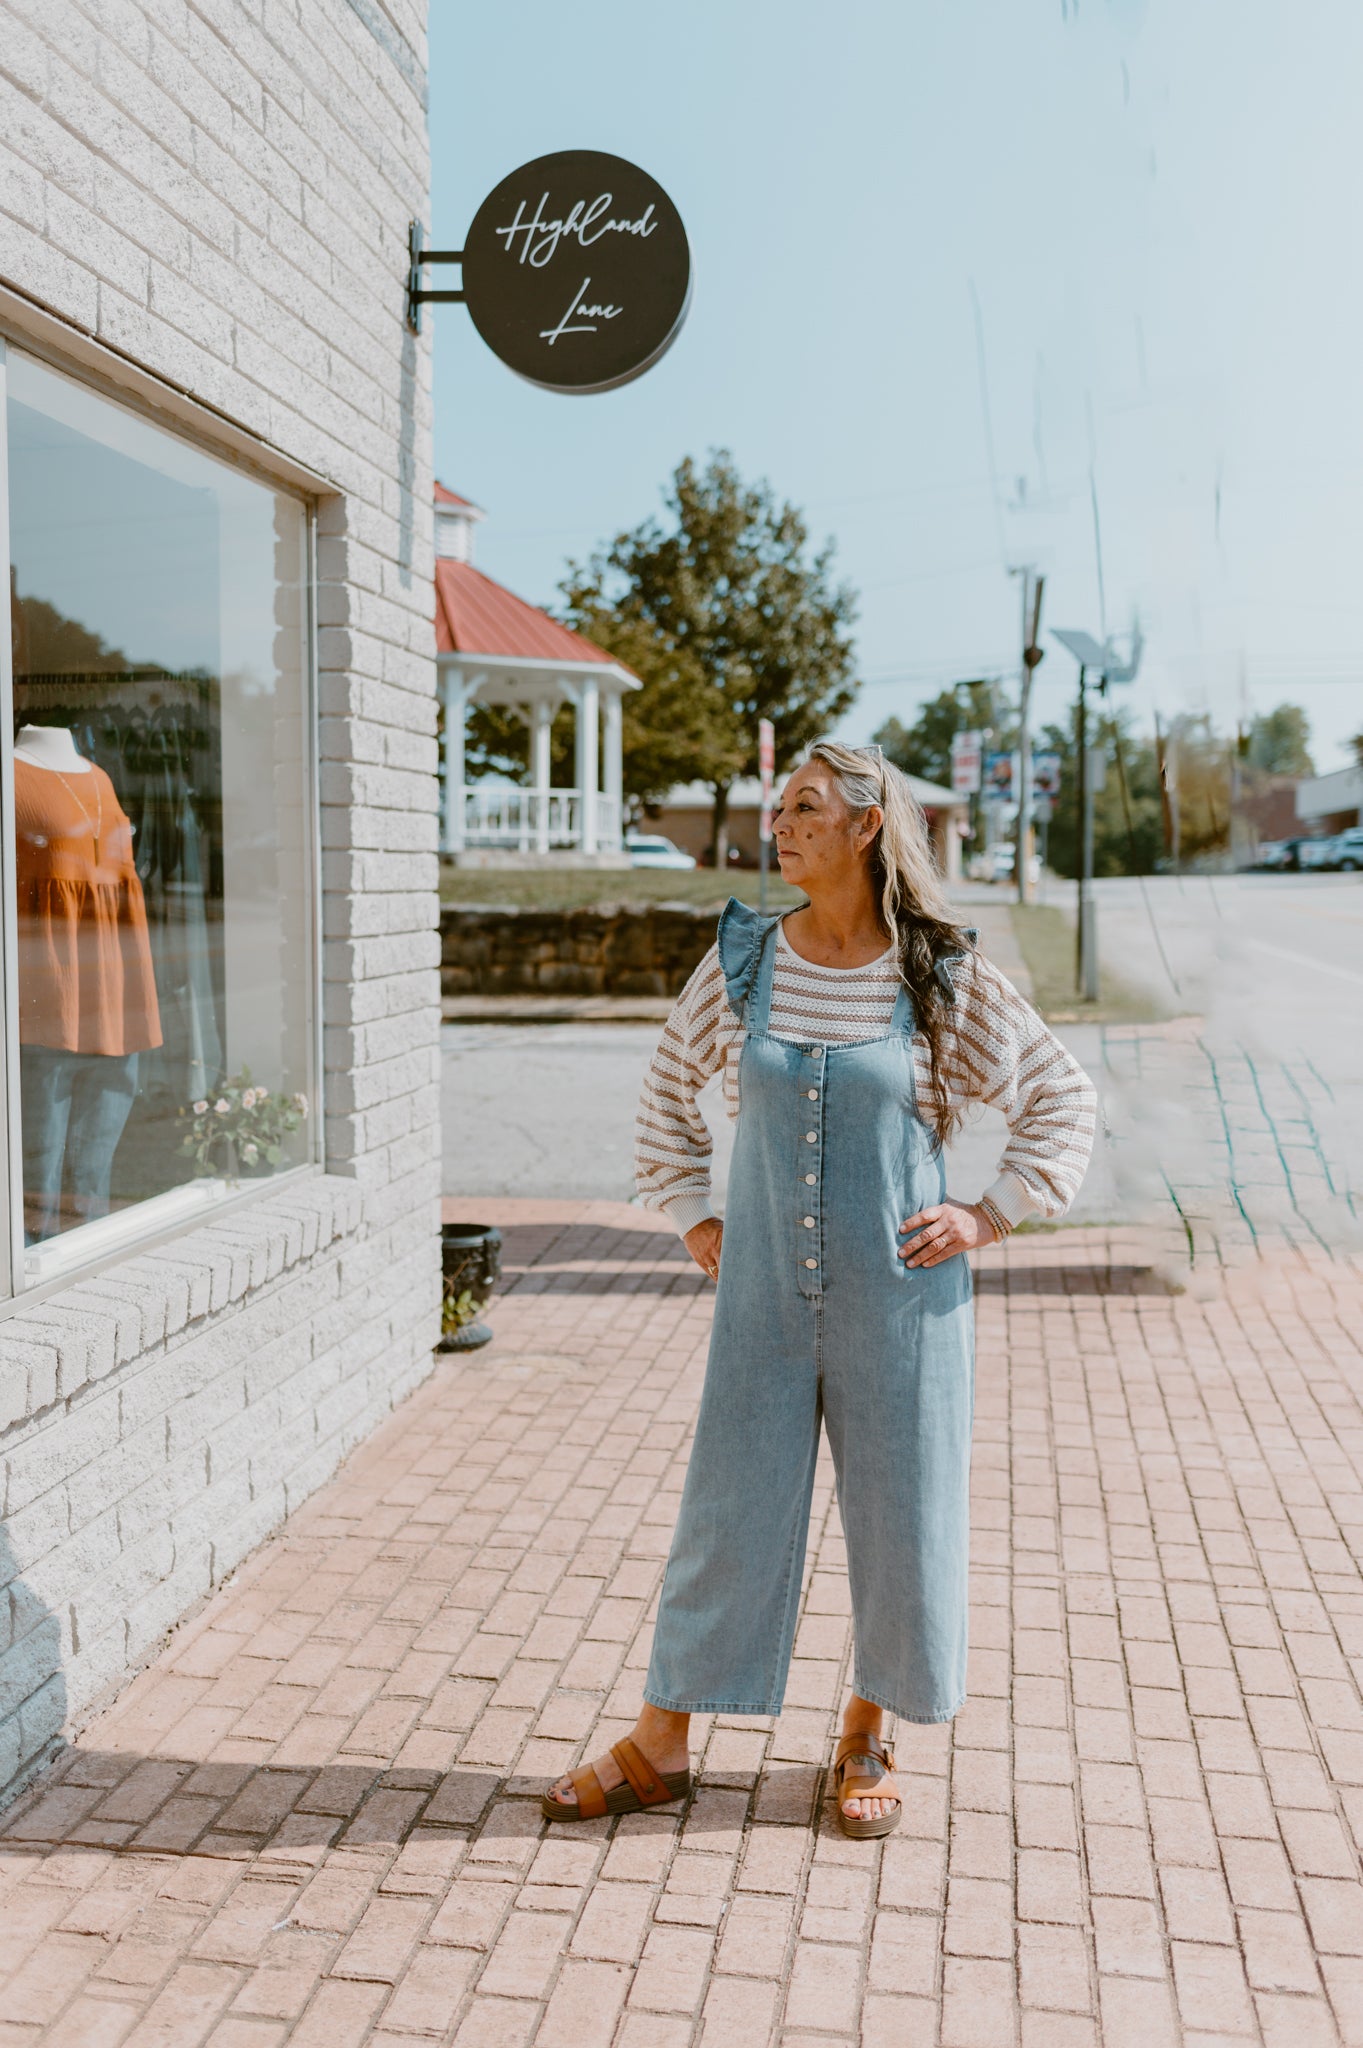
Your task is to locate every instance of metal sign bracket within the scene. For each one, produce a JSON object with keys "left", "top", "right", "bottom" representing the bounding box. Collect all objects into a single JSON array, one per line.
[{"left": 407, "top": 221, "right": 464, "bottom": 332}]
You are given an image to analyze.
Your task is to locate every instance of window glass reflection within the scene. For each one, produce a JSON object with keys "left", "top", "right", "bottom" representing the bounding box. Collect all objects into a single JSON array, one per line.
[{"left": 6, "top": 354, "right": 313, "bottom": 1274}]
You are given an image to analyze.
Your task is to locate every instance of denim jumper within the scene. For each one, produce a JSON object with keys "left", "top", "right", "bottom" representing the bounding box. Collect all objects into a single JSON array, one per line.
[{"left": 645, "top": 902, "right": 975, "bottom": 1723}]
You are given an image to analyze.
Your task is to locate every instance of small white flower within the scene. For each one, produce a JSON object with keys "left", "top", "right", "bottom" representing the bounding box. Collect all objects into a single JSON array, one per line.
[
  {"left": 241, "top": 1142, "right": 259, "bottom": 1164},
  {"left": 292, "top": 1093, "right": 309, "bottom": 1115},
  {"left": 214, "top": 1098, "right": 230, "bottom": 1115},
  {"left": 192, "top": 1100, "right": 208, "bottom": 1116}
]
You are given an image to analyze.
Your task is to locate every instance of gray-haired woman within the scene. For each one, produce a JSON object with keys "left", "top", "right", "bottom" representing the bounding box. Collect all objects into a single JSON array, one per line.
[{"left": 543, "top": 743, "right": 1096, "bottom": 1834}]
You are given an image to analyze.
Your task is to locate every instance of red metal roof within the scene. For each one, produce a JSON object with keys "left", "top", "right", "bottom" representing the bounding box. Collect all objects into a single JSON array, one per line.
[
  {"left": 435, "top": 557, "right": 623, "bottom": 668},
  {"left": 434, "top": 481, "right": 481, "bottom": 510}
]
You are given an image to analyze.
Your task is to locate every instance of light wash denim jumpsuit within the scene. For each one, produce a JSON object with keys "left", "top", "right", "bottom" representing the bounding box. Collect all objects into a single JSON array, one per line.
[{"left": 645, "top": 901, "right": 975, "bottom": 1724}]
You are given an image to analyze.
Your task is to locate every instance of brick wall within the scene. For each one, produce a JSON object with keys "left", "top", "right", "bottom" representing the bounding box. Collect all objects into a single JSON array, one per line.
[{"left": 0, "top": 0, "right": 439, "bottom": 1801}]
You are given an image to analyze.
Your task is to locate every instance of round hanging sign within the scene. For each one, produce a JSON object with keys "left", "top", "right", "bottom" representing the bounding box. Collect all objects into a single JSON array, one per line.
[{"left": 461, "top": 151, "right": 691, "bottom": 395}]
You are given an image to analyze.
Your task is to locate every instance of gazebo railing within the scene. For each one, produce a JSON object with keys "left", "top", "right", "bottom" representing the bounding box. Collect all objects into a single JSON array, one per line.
[{"left": 444, "top": 786, "right": 622, "bottom": 853}]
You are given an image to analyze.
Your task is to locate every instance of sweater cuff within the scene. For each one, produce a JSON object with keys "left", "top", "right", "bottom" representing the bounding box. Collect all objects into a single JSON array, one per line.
[
  {"left": 982, "top": 1171, "right": 1041, "bottom": 1230},
  {"left": 662, "top": 1191, "right": 718, "bottom": 1240}
]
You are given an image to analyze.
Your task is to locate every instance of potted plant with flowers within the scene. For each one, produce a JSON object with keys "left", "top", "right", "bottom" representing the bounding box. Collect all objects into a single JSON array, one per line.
[{"left": 178, "top": 1070, "right": 308, "bottom": 1182}]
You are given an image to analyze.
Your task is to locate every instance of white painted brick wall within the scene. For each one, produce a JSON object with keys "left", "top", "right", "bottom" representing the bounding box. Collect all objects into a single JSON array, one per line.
[{"left": 0, "top": 0, "right": 440, "bottom": 1802}]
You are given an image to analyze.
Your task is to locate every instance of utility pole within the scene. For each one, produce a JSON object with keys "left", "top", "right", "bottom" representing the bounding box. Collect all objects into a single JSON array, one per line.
[{"left": 1013, "top": 568, "right": 1045, "bottom": 904}]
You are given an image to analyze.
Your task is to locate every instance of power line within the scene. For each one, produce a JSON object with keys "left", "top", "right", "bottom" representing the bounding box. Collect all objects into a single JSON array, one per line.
[{"left": 969, "top": 278, "right": 1009, "bottom": 572}]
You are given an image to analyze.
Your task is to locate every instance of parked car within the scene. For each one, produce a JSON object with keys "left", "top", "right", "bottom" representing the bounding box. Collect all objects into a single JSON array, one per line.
[
  {"left": 1331, "top": 826, "right": 1363, "bottom": 872},
  {"left": 1298, "top": 834, "right": 1343, "bottom": 871},
  {"left": 625, "top": 833, "right": 697, "bottom": 871},
  {"left": 1256, "top": 837, "right": 1306, "bottom": 871},
  {"left": 990, "top": 843, "right": 1041, "bottom": 884}
]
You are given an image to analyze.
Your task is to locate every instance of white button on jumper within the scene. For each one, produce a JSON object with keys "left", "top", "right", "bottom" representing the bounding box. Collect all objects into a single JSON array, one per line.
[
  {"left": 806, "top": 1089, "right": 819, "bottom": 1100},
  {"left": 804, "top": 1174, "right": 816, "bottom": 1185},
  {"left": 805, "top": 1131, "right": 817, "bottom": 1143},
  {"left": 804, "top": 1258, "right": 818, "bottom": 1269},
  {"left": 803, "top": 1216, "right": 815, "bottom": 1227}
]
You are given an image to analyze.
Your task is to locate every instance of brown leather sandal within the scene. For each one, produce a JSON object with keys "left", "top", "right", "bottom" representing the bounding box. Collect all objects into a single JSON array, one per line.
[
  {"left": 540, "top": 1737, "right": 691, "bottom": 1823},
  {"left": 832, "top": 1731, "right": 902, "bottom": 1839}
]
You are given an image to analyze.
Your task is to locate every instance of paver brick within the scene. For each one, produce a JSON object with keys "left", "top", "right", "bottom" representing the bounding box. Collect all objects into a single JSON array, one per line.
[{"left": 4, "top": 1210, "right": 1363, "bottom": 2044}]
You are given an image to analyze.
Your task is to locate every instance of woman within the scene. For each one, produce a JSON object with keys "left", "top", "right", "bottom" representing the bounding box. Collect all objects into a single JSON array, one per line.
[{"left": 543, "top": 742, "right": 1096, "bottom": 1835}]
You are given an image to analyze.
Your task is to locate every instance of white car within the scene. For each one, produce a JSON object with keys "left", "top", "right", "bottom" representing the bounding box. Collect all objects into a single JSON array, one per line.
[
  {"left": 625, "top": 833, "right": 697, "bottom": 871},
  {"left": 991, "top": 843, "right": 1041, "bottom": 884}
]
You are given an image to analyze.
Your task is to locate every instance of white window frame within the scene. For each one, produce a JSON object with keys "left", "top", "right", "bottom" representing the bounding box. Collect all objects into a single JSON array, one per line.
[{"left": 0, "top": 333, "right": 325, "bottom": 1312}]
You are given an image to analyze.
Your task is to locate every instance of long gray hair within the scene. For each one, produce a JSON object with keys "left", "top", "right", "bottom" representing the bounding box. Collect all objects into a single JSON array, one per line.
[{"left": 802, "top": 740, "right": 976, "bottom": 1142}]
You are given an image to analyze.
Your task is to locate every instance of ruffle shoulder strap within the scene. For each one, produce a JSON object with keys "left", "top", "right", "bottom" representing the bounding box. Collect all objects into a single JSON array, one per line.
[{"left": 716, "top": 897, "right": 783, "bottom": 1021}]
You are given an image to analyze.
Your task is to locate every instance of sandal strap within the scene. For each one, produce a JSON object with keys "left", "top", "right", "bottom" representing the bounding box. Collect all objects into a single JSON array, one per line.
[
  {"left": 611, "top": 1738, "right": 674, "bottom": 1808},
  {"left": 569, "top": 1763, "right": 608, "bottom": 1819},
  {"left": 834, "top": 1733, "right": 896, "bottom": 1780}
]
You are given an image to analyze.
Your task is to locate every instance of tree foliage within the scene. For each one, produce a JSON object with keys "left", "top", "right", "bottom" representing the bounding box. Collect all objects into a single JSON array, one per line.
[
  {"left": 1038, "top": 706, "right": 1164, "bottom": 879},
  {"left": 1247, "top": 703, "right": 1313, "bottom": 778},
  {"left": 560, "top": 452, "right": 859, "bottom": 856},
  {"left": 873, "top": 680, "right": 1013, "bottom": 788}
]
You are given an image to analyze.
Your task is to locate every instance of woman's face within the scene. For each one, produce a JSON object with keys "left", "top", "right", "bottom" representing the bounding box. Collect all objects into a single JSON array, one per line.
[{"left": 771, "top": 760, "right": 881, "bottom": 893}]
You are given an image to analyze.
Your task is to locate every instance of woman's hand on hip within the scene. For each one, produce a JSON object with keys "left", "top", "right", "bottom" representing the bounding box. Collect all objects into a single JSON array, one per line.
[
  {"left": 684, "top": 1217, "right": 724, "bottom": 1282},
  {"left": 898, "top": 1200, "right": 998, "bottom": 1268}
]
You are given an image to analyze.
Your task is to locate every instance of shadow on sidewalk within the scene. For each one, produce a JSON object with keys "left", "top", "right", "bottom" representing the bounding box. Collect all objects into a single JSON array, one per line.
[
  {"left": 1, "top": 1751, "right": 821, "bottom": 1859},
  {"left": 974, "top": 1261, "right": 1178, "bottom": 1296}
]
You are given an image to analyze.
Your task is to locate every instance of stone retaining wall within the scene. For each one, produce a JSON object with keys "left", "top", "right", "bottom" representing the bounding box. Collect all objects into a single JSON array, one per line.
[{"left": 441, "top": 904, "right": 718, "bottom": 998}]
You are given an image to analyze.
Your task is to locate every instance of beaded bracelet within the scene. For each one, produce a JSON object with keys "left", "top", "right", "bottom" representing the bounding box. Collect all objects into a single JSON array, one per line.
[{"left": 977, "top": 1194, "right": 1013, "bottom": 1243}]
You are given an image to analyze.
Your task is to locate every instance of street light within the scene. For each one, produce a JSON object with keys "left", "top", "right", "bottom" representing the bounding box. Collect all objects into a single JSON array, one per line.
[{"left": 1051, "top": 627, "right": 1142, "bottom": 1001}]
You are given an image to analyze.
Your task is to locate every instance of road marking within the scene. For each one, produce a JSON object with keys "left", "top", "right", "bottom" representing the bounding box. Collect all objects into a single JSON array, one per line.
[{"left": 1246, "top": 938, "right": 1363, "bottom": 987}]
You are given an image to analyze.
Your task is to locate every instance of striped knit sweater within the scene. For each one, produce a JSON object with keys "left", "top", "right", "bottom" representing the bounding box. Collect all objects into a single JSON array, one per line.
[{"left": 635, "top": 922, "right": 1097, "bottom": 1239}]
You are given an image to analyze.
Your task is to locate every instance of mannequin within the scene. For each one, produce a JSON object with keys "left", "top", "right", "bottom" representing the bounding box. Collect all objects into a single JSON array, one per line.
[
  {"left": 15, "top": 723, "right": 95, "bottom": 773},
  {"left": 13, "top": 725, "right": 162, "bottom": 1241}
]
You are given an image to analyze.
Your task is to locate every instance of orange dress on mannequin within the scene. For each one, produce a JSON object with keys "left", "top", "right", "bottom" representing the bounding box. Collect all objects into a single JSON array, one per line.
[{"left": 14, "top": 759, "right": 162, "bottom": 1054}]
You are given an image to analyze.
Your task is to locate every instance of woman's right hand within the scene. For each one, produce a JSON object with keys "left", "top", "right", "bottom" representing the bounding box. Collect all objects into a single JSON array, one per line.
[{"left": 684, "top": 1217, "right": 724, "bottom": 1283}]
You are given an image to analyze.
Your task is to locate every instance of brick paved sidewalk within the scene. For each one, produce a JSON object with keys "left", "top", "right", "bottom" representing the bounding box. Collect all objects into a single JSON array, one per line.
[{"left": 3, "top": 1203, "right": 1363, "bottom": 2048}]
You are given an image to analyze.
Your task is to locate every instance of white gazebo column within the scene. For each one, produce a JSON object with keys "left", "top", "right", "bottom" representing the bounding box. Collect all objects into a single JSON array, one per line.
[
  {"left": 531, "top": 698, "right": 555, "bottom": 855},
  {"left": 602, "top": 688, "right": 624, "bottom": 849},
  {"left": 574, "top": 673, "right": 599, "bottom": 853},
  {"left": 441, "top": 666, "right": 469, "bottom": 852}
]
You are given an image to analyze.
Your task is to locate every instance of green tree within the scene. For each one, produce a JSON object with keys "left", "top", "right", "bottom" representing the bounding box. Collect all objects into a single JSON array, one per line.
[
  {"left": 874, "top": 679, "right": 1012, "bottom": 787},
  {"left": 1039, "top": 706, "right": 1164, "bottom": 878},
  {"left": 1247, "top": 703, "right": 1313, "bottom": 777},
  {"left": 560, "top": 452, "right": 859, "bottom": 862}
]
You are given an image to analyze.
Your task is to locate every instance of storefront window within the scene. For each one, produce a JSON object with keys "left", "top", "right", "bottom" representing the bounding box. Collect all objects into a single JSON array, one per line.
[{"left": 1, "top": 345, "right": 316, "bottom": 1292}]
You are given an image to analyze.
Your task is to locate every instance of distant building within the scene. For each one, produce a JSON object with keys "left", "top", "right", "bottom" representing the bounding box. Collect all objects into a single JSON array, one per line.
[
  {"left": 1237, "top": 775, "right": 1302, "bottom": 850},
  {"left": 650, "top": 773, "right": 969, "bottom": 879},
  {"left": 1296, "top": 765, "right": 1363, "bottom": 835}
]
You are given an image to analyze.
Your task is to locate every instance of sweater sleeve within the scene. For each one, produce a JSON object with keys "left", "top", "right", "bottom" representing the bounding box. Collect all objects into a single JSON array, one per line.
[
  {"left": 936, "top": 951, "right": 1098, "bottom": 1224},
  {"left": 634, "top": 944, "right": 735, "bottom": 1237}
]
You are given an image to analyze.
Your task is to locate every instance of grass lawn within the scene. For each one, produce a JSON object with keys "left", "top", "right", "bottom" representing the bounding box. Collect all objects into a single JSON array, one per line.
[
  {"left": 1009, "top": 902, "right": 1170, "bottom": 1025},
  {"left": 440, "top": 863, "right": 806, "bottom": 912}
]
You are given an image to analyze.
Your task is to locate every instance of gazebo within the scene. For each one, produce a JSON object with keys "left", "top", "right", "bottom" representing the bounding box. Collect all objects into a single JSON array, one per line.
[{"left": 434, "top": 485, "right": 640, "bottom": 858}]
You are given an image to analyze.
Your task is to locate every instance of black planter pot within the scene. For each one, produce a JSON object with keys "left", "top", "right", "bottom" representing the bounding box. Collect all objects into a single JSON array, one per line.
[{"left": 438, "top": 1221, "right": 503, "bottom": 1352}]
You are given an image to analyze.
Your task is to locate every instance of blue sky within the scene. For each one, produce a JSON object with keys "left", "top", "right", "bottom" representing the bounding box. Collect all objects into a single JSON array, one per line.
[{"left": 430, "top": 0, "right": 1363, "bottom": 770}]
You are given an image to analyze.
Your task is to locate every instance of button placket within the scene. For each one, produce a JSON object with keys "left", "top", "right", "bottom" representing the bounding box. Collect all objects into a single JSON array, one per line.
[{"left": 796, "top": 1045, "right": 825, "bottom": 1293}]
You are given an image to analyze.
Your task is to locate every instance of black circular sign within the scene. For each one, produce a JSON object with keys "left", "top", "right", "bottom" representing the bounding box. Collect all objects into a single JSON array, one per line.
[{"left": 461, "top": 151, "right": 691, "bottom": 395}]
